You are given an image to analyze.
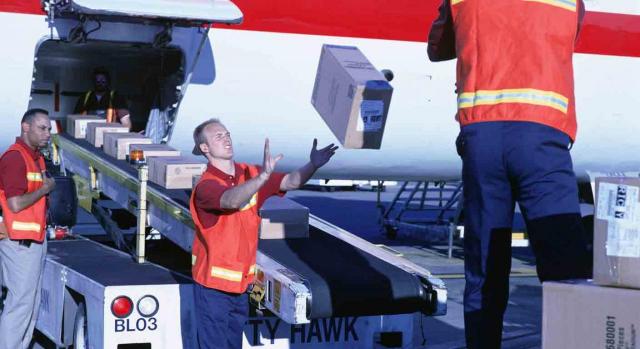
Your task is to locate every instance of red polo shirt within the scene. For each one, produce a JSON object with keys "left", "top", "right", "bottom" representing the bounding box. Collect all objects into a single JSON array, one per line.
[
  {"left": 194, "top": 163, "right": 286, "bottom": 228},
  {"left": 0, "top": 138, "right": 42, "bottom": 199}
]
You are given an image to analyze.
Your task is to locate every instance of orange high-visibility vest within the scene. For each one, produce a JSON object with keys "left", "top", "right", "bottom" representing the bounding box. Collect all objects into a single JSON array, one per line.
[
  {"left": 81, "top": 90, "right": 116, "bottom": 123},
  {"left": 451, "top": 0, "right": 579, "bottom": 140},
  {"left": 189, "top": 163, "right": 260, "bottom": 293},
  {"left": 0, "top": 142, "right": 47, "bottom": 242}
]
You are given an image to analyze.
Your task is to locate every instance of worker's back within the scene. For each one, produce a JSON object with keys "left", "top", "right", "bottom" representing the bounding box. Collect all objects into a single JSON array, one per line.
[{"left": 451, "top": 0, "right": 581, "bottom": 139}]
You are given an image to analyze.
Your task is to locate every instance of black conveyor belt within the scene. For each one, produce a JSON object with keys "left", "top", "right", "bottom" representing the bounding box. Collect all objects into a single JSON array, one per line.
[
  {"left": 60, "top": 134, "right": 427, "bottom": 318},
  {"left": 259, "top": 228, "right": 425, "bottom": 318},
  {"left": 48, "top": 239, "right": 191, "bottom": 286}
]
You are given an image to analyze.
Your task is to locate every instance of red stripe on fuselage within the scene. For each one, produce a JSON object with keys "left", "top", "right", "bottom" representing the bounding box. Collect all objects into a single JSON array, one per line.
[{"left": 2, "top": 0, "right": 639, "bottom": 57}]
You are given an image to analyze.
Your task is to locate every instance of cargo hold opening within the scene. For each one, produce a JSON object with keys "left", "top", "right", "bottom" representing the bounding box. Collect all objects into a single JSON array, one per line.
[{"left": 29, "top": 40, "right": 184, "bottom": 135}]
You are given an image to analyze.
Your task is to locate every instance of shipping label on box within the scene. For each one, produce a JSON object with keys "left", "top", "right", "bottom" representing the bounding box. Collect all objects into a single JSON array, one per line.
[
  {"left": 594, "top": 177, "right": 640, "bottom": 288},
  {"left": 66, "top": 114, "right": 105, "bottom": 139},
  {"left": 86, "top": 123, "right": 129, "bottom": 147},
  {"left": 311, "top": 44, "right": 393, "bottom": 149},
  {"left": 542, "top": 280, "right": 639, "bottom": 349}
]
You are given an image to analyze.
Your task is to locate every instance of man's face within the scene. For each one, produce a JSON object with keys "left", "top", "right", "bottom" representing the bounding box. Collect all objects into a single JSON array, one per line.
[
  {"left": 23, "top": 114, "right": 52, "bottom": 149},
  {"left": 201, "top": 123, "right": 233, "bottom": 160},
  {"left": 94, "top": 73, "right": 109, "bottom": 92}
]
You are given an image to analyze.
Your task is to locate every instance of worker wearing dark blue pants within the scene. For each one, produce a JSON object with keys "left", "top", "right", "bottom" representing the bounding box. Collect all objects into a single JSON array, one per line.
[
  {"left": 194, "top": 283, "right": 248, "bottom": 349},
  {"left": 459, "top": 121, "right": 592, "bottom": 349}
]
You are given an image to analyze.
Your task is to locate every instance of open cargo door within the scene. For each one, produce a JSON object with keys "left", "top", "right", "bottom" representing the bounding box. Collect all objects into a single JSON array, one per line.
[{"left": 43, "top": 0, "right": 243, "bottom": 25}]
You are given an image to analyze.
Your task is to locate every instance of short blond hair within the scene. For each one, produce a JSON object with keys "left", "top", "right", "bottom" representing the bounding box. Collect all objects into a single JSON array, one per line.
[{"left": 192, "top": 118, "right": 223, "bottom": 155}]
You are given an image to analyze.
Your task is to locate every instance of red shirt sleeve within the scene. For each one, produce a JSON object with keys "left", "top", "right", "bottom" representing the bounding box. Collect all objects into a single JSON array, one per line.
[
  {"left": 427, "top": 0, "right": 457, "bottom": 62},
  {"left": 0, "top": 151, "right": 28, "bottom": 199},
  {"left": 257, "top": 172, "right": 286, "bottom": 209}
]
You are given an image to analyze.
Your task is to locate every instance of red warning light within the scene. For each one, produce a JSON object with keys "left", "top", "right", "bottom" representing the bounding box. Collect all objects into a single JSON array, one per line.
[{"left": 111, "top": 296, "right": 134, "bottom": 318}]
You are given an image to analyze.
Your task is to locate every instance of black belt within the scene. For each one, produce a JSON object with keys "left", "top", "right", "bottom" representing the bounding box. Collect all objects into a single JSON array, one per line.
[{"left": 17, "top": 240, "right": 33, "bottom": 248}]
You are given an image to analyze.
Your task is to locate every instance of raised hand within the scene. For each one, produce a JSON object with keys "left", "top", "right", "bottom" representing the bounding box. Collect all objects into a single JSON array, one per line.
[
  {"left": 262, "top": 138, "right": 283, "bottom": 176},
  {"left": 310, "top": 139, "right": 338, "bottom": 169}
]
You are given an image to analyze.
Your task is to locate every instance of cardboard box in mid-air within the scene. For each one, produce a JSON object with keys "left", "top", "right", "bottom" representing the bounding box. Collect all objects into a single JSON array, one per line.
[
  {"left": 311, "top": 44, "right": 393, "bottom": 149},
  {"left": 66, "top": 114, "right": 106, "bottom": 139}
]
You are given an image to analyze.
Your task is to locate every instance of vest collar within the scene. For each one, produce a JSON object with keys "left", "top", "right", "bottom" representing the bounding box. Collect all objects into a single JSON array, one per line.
[{"left": 15, "top": 138, "right": 41, "bottom": 161}]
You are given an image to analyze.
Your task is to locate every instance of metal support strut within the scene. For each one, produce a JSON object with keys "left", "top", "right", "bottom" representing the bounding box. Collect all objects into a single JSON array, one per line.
[{"left": 136, "top": 165, "right": 149, "bottom": 263}]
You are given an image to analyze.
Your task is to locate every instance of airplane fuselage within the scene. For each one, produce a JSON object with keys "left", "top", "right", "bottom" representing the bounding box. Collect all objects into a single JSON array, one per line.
[{"left": 0, "top": 0, "right": 639, "bottom": 180}]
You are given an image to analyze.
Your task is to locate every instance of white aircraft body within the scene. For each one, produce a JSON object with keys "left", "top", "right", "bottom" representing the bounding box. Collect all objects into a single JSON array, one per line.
[{"left": 0, "top": 0, "right": 638, "bottom": 180}]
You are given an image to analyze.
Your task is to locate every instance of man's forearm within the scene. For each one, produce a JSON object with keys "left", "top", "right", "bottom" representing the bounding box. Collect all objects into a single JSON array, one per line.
[
  {"left": 7, "top": 187, "right": 47, "bottom": 213},
  {"left": 281, "top": 162, "right": 316, "bottom": 191},
  {"left": 220, "top": 173, "right": 269, "bottom": 209}
]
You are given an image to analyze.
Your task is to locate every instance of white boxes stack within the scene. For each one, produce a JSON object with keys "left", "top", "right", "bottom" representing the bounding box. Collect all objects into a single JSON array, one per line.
[
  {"left": 542, "top": 177, "right": 640, "bottom": 349},
  {"left": 86, "top": 123, "right": 130, "bottom": 148},
  {"left": 66, "top": 114, "right": 106, "bottom": 139}
]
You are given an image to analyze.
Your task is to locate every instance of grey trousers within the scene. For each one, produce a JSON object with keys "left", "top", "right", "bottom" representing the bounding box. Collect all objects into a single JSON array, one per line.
[{"left": 0, "top": 238, "right": 47, "bottom": 349}]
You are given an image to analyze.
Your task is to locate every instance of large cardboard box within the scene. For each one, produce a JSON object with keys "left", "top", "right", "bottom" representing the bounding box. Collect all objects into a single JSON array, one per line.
[
  {"left": 259, "top": 197, "right": 309, "bottom": 239},
  {"left": 66, "top": 114, "right": 105, "bottom": 139},
  {"left": 86, "top": 123, "right": 129, "bottom": 147},
  {"left": 311, "top": 44, "right": 393, "bottom": 149},
  {"left": 147, "top": 156, "right": 206, "bottom": 189},
  {"left": 129, "top": 144, "right": 181, "bottom": 159},
  {"left": 593, "top": 177, "right": 640, "bottom": 288},
  {"left": 103, "top": 133, "right": 153, "bottom": 160},
  {"left": 542, "top": 280, "right": 640, "bottom": 349}
]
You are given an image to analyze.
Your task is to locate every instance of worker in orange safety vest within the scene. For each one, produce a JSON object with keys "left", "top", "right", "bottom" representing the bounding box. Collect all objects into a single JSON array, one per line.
[
  {"left": 190, "top": 118, "right": 338, "bottom": 349},
  {"left": 428, "top": 0, "right": 592, "bottom": 347}
]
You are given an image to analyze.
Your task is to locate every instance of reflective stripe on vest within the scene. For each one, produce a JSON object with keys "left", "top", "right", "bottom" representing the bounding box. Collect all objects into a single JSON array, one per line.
[
  {"left": 457, "top": 89, "right": 569, "bottom": 114},
  {"left": 26, "top": 172, "right": 43, "bottom": 182},
  {"left": 211, "top": 266, "right": 244, "bottom": 282},
  {"left": 525, "top": 0, "right": 576, "bottom": 11},
  {"left": 240, "top": 193, "right": 258, "bottom": 211},
  {"left": 11, "top": 221, "right": 42, "bottom": 232},
  {"left": 452, "top": 0, "right": 576, "bottom": 11}
]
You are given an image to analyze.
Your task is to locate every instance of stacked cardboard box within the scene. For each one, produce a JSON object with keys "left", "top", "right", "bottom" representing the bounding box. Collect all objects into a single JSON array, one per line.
[
  {"left": 259, "top": 197, "right": 309, "bottom": 239},
  {"left": 86, "top": 123, "right": 130, "bottom": 147},
  {"left": 543, "top": 280, "right": 639, "bottom": 348},
  {"left": 129, "top": 144, "right": 181, "bottom": 160},
  {"left": 543, "top": 177, "right": 640, "bottom": 349},
  {"left": 66, "top": 114, "right": 105, "bottom": 139},
  {"left": 103, "top": 133, "right": 153, "bottom": 160},
  {"left": 311, "top": 44, "right": 393, "bottom": 149},
  {"left": 147, "top": 156, "right": 206, "bottom": 189}
]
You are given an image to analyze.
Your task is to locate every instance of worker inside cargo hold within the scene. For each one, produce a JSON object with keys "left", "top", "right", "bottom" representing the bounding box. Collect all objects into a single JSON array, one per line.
[
  {"left": 190, "top": 118, "right": 338, "bottom": 349},
  {"left": 74, "top": 67, "right": 131, "bottom": 130}
]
